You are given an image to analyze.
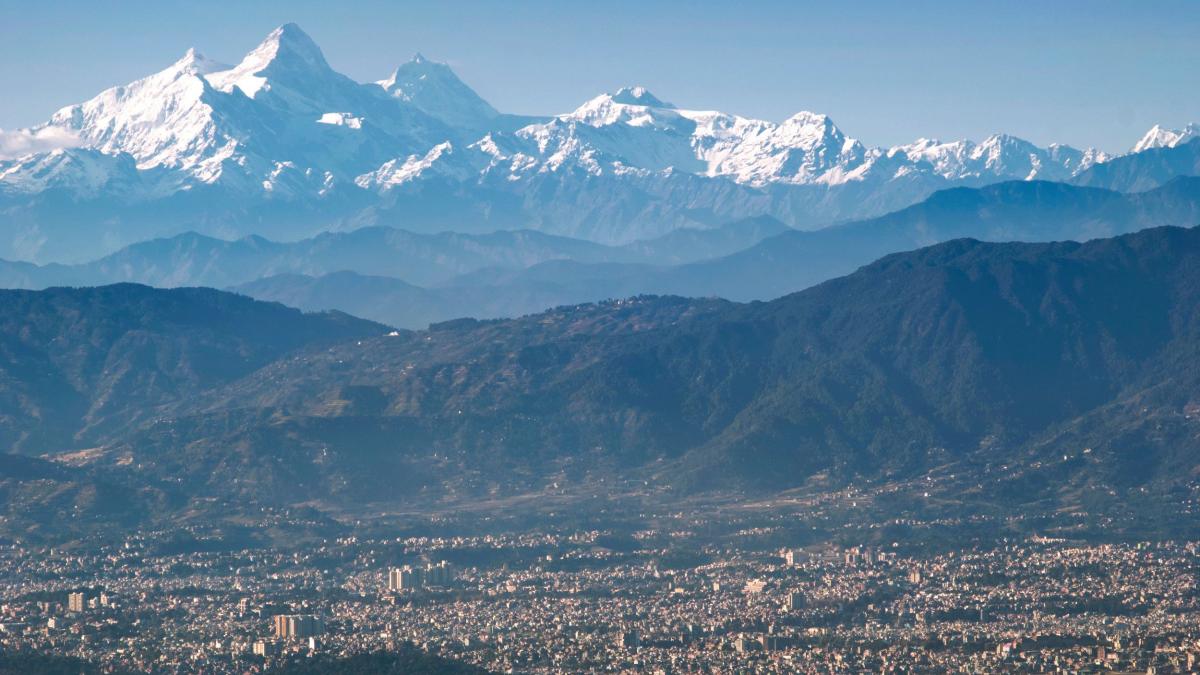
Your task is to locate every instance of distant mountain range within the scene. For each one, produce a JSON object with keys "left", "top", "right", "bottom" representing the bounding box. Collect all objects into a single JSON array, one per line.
[
  {"left": 0, "top": 213, "right": 787, "bottom": 289},
  {"left": 2, "top": 225, "right": 1199, "bottom": 538},
  {"left": 3, "top": 178, "right": 1198, "bottom": 329},
  {"left": 2, "top": 23, "right": 1198, "bottom": 261}
]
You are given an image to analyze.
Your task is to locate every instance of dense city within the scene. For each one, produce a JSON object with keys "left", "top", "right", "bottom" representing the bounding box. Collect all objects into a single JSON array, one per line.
[{"left": 3, "top": 499, "right": 1200, "bottom": 674}]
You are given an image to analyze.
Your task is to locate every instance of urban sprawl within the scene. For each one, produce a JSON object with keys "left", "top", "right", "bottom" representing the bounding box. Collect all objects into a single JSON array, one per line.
[{"left": 3, "top": 507, "right": 1200, "bottom": 674}]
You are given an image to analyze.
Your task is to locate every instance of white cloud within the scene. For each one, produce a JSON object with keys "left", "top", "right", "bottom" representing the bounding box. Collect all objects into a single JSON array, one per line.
[{"left": 0, "top": 127, "right": 83, "bottom": 160}]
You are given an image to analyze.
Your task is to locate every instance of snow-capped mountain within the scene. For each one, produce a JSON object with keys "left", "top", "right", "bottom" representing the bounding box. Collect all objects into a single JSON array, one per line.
[
  {"left": 0, "top": 23, "right": 1194, "bottom": 262},
  {"left": 889, "top": 136, "right": 1107, "bottom": 183},
  {"left": 377, "top": 53, "right": 499, "bottom": 131},
  {"left": 1131, "top": 123, "right": 1200, "bottom": 152},
  {"left": 40, "top": 24, "right": 452, "bottom": 196},
  {"left": 0, "top": 147, "right": 152, "bottom": 198},
  {"left": 463, "top": 86, "right": 1109, "bottom": 189},
  {"left": 1074, "top": 136, "right": 1200, "bottom": 194}
]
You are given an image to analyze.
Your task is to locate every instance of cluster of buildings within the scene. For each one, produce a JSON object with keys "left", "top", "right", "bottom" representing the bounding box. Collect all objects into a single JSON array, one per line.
[
  {"left": 272, "top": 613, "right": 324, "bottom": 639},
  {"left": 4, "top": 507, "right": 1200, "bottom": 672},
  {"left": 386, "top": 561, "right": 455, "bottom": 592}
]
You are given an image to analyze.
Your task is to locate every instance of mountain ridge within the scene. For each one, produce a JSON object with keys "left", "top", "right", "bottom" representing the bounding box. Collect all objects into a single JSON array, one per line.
[
  {"left": 3, "top": 23, "right": 1196, "bottom": 261},
  {"left": 2, "top": 176, "right": 1189, "bottom": 332},
  {"left": 0, "top": 283, "right": 387, "bottom": 454},
  {"left": 229, "top": 177, "right": 1200, "bottom": 328},
  {"left": 1, "top": 227, "right": 1199, "bottom": 534}
]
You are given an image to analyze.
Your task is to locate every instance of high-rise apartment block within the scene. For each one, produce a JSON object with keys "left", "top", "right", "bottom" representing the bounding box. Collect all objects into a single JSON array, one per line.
[
  {"left": 273, "top": 614, "right": 324, "bottom": 639},
  {"left": 387, "top": 561, "right": 455, "bottom": 591}
]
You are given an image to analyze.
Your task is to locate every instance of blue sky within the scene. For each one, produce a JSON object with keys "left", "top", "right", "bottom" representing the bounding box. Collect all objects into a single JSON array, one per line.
[{"left": 0, "top": 0, "right": 1196, "bottom": 152}]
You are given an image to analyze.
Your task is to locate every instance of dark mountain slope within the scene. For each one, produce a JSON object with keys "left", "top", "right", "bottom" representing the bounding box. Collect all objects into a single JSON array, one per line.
[
  {"left": 0, "top": 284, "right": 387, "bottom": 453},
  {"left": 678, "top": 227, "right": 1199, "bottom": 487},
  {"left": 659, "top": 176, "right": 1200, "bottom": 300},
  {"left": 121, "top": 297, "right": 730, "bottom": 504},
  {"left": 114, "top": 227, "right": 1200, "bottom": 508}
]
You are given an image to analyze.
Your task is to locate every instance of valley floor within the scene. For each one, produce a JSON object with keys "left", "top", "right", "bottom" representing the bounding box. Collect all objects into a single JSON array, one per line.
[{"left": 2, "top": 490, "right": 1199, "bottom": 673}]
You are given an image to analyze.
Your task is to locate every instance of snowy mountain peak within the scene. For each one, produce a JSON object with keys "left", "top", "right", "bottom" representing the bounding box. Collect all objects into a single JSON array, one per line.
[
  {"left": 34, "top": 22, "right": 455, "bottom": 194},
  {"left": 378, "top": 52, "right": 449, "bottom": 83},
  {"left": 782, "top": 110, "right": 831, "bottom": 125},
  {"left": 563, "top": 88, "right": 689, "bottom": 130},
  {"left": 205, "top": 23, "right": 334, "bottom": 98},
  {"left": 765, "top": 112, "right": 864, "bottom": 167},
  {"left": 980, "top": 133, "right": 1036, "bottom": 158},
  {"left": 42, "top": 46, "right": 236, "bottom": 178},
  {"left": 0, "top": 147, "right": 148, "bottom": 199},
  {"left": 175, "top": 48, "right": 228, "bottom": 76},
  {"left": 355, "top": 141, "right": 474, "bottom": 190},
  {"left": 255, "top": 23, "right": 328, "bottom": 66},
  {"left": 4, "top": 23, "right": 1168, "bottom": 258},
  {"left": 377, "top": 53, "right": 499, "bottom": 129},
  {"left": 885, "top": 132, "right": 1102, "bottom": 182},
  {"left": 380, "top": 53, "right": 461, "bottom": 91},
  {"left": 609, "top": 87, "right": 674, "bottom": 109},
  {"left": 979, "top": 133, "right": 1036, "bottom": 151},
  {"left": 778, "top": 111, "right": 843, "bottom": 141},
  {"left": 1132, "top": 123, "right": 1200, "bottom": 153}
]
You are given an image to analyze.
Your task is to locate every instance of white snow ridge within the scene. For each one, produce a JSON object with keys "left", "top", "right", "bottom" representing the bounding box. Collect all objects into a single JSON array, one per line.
[{"left": 0, "top": 22, "right": 1194, "bottom": 260}]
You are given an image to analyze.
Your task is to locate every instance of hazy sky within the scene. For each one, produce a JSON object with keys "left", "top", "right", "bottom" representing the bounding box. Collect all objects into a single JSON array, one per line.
[{"left": 1, "top": 0, "right": 1196, "bottom": 153}]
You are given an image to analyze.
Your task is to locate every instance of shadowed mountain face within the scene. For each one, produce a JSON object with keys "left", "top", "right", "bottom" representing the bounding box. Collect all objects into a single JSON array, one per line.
[
  {"left": 0, "top": 284, "right": 386, "bottom": 453},
  {"left": 0, "top": 227, "right": 1192, "bottom": 524},
  {"left": 654, "top": 175, "right": 1200, "bottom": 301},
  {"left": 188, "top": 227, "right": 1200, "bottom": 496}
]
